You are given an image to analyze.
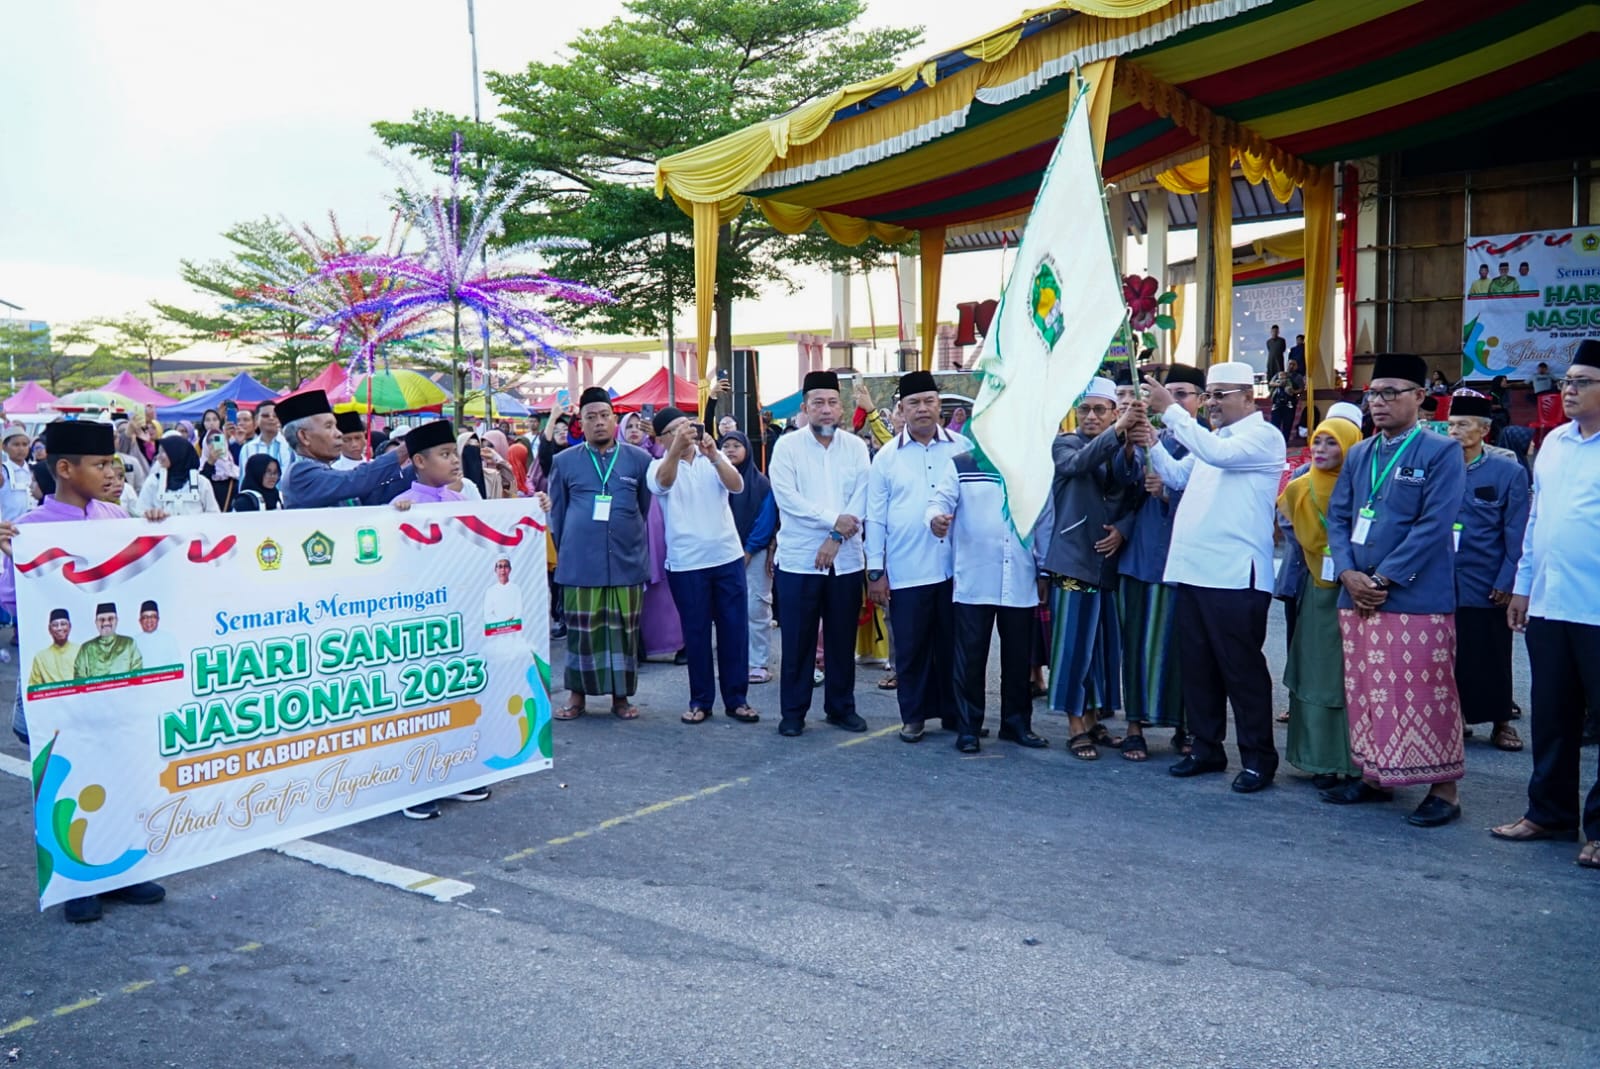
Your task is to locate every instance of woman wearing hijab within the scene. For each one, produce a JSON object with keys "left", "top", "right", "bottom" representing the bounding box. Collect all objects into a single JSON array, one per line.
[
  {"left": 1277, "top": 416, "right": 1363, "bottom": 788},
  {"left": 137, "top": 435, "right": 219, "bottom": 517},
  {"left": 231, "top": 455, "right": 283, "bottom": 511},
  {"left": 198, "top": 407, "right": 238, "bottom": 509},
  {"left": 114, "top": 421, "right": 149, "bottom": 490},
  {"left": 481, "top": 429, "right": 514, "bottom": 498},
  {"left": 720, "top": 431, "right": 778, "bottom": 684},
  {"left": 507, "top": 438, "right": 532, "bottom": 497},
  {"left": 456, "top": 431, "right": 487, "bottom": 499}
]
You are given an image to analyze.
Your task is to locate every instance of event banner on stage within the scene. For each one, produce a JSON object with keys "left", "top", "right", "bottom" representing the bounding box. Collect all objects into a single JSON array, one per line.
[
  {"left": 1463, "top": 228, "right": 1600, "bottom": 381},
  {"left": 13, "top": 501, "right": 552, "bottom": 910}
]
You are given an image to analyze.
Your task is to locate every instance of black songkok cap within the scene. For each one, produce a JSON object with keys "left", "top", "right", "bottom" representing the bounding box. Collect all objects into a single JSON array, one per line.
[
  {"left": 1369, "top": 353, "right": 1428, "bottom": 388},
  {"left": 43, "top": 420, "right": 114, "bottom": 457},
  {"left": 49, "top": 608, "right": 69, "bottom": 622},
  {"left": 1163, "top": 364, "right": 1207, "bottom": 389},
  {"left": 578, "top": 387, "right": 612, "bottom": 410},
  {"left": 139, "top": 600, "right": 158, "bottom": 614},
  {"left": 402, "top": 419, "right": 456, "bottom": 456},
  {"left": 95, "top": 602, "right": 116, "bottom": 616},
  {"left": 335, "top": 411, "right": 364, "bottom": 435},
  {"left": 651, "top": 407, "right": 689, "bottom": 438},
  {"left": 898, "top": 370, "right": 937, "bottom": 398},
  {"left": 1449, "top": 392, "right": 1493, "bottom": 419},
  {"left": 1110, "top": 364, "right": 1134, "bottom": 388},
  {"left": 274, "top": 390, "right": 334, "bottom": 424},
  {"left": 802, "top": 370, "right": 840, "bottom": 394},
  {"left": 1572, "top": 339, "right": 1600, "bottom": 370}
]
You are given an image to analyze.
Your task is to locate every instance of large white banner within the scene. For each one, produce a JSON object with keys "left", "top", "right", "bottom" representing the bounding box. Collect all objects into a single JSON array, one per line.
[
  {"left": 1463, "top": 228, "right": 1600, "bottom": 381},
  {"left": 15, "top": 501, "right": 552, "bottom": 909}
]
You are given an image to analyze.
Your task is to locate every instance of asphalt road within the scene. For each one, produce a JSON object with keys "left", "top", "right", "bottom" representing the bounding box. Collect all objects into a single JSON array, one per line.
[{"left": 2, "top": 602, "right": 1597, "bottom": 1069}]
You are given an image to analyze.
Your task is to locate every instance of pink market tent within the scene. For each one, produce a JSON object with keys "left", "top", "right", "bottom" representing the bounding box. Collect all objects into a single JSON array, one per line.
[
  {"left": 99, "top": 371, "right": 177, "bottom": 408},
  {"left": 3, "top": 381, "right": 59, "bottom": 415},
  {"left": 609, "top": 368, "right": 699, "bottom": 413},
  {"left": 297, "top": 362, "right": 349, "bottom": 395}
]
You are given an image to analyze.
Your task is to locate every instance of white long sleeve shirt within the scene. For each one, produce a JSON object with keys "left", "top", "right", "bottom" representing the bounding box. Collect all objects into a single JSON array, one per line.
[
  {"left": 768, "top": 426, "right": 870, "bottom": 575},
  {"left": 865, "top": 427, "right": 970, "bottom": 588},
  {"left": 1150, "top": 406, "right": 1285, "bottom": 592},
  {"left": 1514, "top": 419, "right": 1600, "bottom": 625},
  {"left": 926, "top": 455, "right": 1042, "bottom": 607}
]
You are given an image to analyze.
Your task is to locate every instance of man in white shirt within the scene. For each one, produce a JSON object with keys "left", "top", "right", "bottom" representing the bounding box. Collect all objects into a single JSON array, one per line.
[
  {"left": 135, "top": 600, "right": 184, "bottom": 673},
  {"left": 866, "top": 370, "right": 969, "bottom": 743},
  {"left": 1, "top": 425, "right": 36, "bottom": 522},
  {"left": 1144, "top": 360, "right": 1286, "bottom": 792},
  {"left": 647, "top": 407, "right": 759, "bottom": 726},
  {"left": 768, "top": 370, "right": 871, "bottom": 736},
  {"left": 927, "top": 453, "right": 1047, "bottom": 753},
  {"left": 331, "top": 411, "right": 367, "bottom": 471},
  {"left": 1493, "top": 339, "right": 1600, "bottom": 867},
  {"left": 238, "top": 400, "right": 296, "bottom": 483}
]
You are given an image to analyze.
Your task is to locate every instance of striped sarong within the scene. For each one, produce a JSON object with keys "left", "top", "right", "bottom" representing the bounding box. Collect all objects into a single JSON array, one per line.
[
  {"left": 564, "top": 585, "right": 644, "bottom": 698},
  {"left": 1118, "top": 578, "right": 1183, "bottom": 729},
  {"left": 1047, "top": 580, "right": 1121, "bottom": 716},
  {"left": 1339, "top": 610, "right": 1465, "bottom": 787}
]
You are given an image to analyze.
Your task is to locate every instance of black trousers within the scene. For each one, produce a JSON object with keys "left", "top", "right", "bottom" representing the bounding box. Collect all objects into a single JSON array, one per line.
[
  {"left": 775, "top": 569, "right": 862, "bottom": 728},
  {"left": 889, "top": 580, "right": 957, "bottom": 728},
  {"left": 1175, "top": 584, "right": 1277, "bottom": 775},
  {"left": 1523, "top": 617, "right": 1600, "bottom": 840},
  {"left": 953, "top": 603, "right": 1034, "bottom": 738}
]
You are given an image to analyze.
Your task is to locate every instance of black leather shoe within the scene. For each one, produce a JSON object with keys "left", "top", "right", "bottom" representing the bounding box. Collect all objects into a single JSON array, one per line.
[
  {"left": 1231, "top": 769, "right": 1273, "bottom": 794},
  {"left": 1169, "top": 755, "right": 1227, "bottom": 778},
  {"left": 899, "top": 720, "right": 926, "bottom": 743},
  {"left": 63, "top": 896, "right": 102, "bottom": 924},
  {"left": 1320, "top": 780, "right": 1393, "bottom": 805},
  {"left": 998, "top": 728, "right": 1049, "bottom": 748},
  {"left": 955, "top": 735, "right": 980, "bottom": 754},
  {"left": 101, "top": 880, "right": 166, "bottom": 905},
  {"left": 1407, "top": 795, "right": 1462, "bottom": 827},
  {"left": 824, "top": 712, "right": 868, "bottom": 733},
  {"left": 673, "top": 649, "right": 688, "bottom": 666},
  {"left": 777, "top": 722, "right": 803, "bottom": 737},
  {"left": 1311, "top": 773, "right": 1342, "bottom": 791}
]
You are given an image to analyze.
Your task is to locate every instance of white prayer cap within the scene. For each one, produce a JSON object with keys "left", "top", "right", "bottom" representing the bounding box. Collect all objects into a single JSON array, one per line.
[
  {"left": 1206, "top": 361, "right": 1256, "bottom": 387},
  {"left": 1083, "top": 377, "right": 1117, "bottom": 402},
  {"left": 1, "top": 423, "right": 27, "bottom": 442},
  {"left": 1327, "top": 401, "right": 1365, "bottom": 428}
]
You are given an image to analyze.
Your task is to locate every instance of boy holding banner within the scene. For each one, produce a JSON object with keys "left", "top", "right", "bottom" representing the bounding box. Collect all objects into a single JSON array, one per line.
[{"left": 1, "top": 421, "right": 169, "bottom": 923}]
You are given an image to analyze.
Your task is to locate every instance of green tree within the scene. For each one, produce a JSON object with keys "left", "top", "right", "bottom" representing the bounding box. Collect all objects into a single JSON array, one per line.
[
  {"left": 152, "top": 217, "right": 341, "bottom": 389},
  {"left": 92, "top": 314, "right": 186, "bottom": 388},
  {"left": 0, "top": 320, "right": 51, "bottom": 391},
  {"left": 374, "top": 0, "right": 921, "bottom": 368}
]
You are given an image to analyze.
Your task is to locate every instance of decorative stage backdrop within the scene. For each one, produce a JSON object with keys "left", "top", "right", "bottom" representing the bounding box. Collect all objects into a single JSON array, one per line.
[
  {"left": 1463, "top": 228, "right": 1600, "bottom": 381},
  {"left": 14, "top": 501, "right": 552, "bottom": 910}
]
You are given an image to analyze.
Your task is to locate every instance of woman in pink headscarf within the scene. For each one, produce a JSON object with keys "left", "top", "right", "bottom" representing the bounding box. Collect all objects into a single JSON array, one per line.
[{"left": 481, "top": 429, "right": 516, "bottom": 498}]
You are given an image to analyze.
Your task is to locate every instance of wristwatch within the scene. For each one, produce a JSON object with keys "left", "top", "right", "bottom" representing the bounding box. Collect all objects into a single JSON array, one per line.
[
  {"left": 828, "top": 530, "right": 845, "bottom": 544},
  {"left": 1370, "top": 574, "right": 1391, "bottom": 590},
  {"left": 867, "top": 569, "right": 885, "bottom": 582}
]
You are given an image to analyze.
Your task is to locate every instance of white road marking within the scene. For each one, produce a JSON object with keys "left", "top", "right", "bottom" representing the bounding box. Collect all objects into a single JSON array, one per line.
[
  {"left": 0, "top": 756, "right": 474, "bottom": 903},
  {"left": 270, "top": 838, "right": 476, "bottom": 902}
]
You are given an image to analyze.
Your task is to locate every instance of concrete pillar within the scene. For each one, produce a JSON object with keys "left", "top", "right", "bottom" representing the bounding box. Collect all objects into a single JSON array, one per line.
[
  {"left": 896, "top": 251, "right": 918, "bottom": 372},
  {"left": 1353, "top": 157, "right": 1381, "bottom": 373},
  {"left": 1145, "top": 188, "right": 1170, "bottom": 357},
  {"left": 830, "top": 270, "right": 851, "bottom": 344}
]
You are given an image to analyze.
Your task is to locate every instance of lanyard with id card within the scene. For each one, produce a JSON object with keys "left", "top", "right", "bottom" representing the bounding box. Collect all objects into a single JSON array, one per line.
[
  {"left": 1306, "top": 484, "right": 1337, "bottom": 581},
  {"left": 586, "top": 445, "right": 619, "bottom": 523},
  {"left": 1353, "top": 427, "right": 1420, "bottom": 545}
]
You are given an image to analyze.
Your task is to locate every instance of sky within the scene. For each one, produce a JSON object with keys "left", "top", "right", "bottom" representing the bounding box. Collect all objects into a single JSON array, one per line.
[{"left": 0, "top": 1, "right": 1268, "bottom": 395}]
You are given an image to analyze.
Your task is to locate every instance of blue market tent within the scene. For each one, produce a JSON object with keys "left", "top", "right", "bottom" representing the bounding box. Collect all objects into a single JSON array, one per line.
[{"left": 156, "top": 372, "right": 279, "bottom": 422}]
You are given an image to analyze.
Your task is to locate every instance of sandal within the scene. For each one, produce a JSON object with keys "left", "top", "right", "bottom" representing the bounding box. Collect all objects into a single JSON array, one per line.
[
  {"left": 1489, "top": 818, "right": 1574, "bottom": 842},
  {"left": 1087, "top": 723, "right": 1122, "bottom": 748},
  {"left": 611, "top": 704, "right": 640, "bottom": 720},
  {"left": 1068, "top": 732, "right": 1099, "bottom": 761},
  {"left": 681, "top": 708, "right": 711, "bottom": 725},
  {"left": 1120, "top": 734, "right": 1148, "bottom": 762},
  {"left": 1579, "top": 841, "right": 1600, "bottom": 870},
  {"left": 554, "top": 702, "right": 585, "bottom": 721},
  {"left": 726, "top": 705, "right": 760, "bottom": 723},
  {"left": 1490, "top": 724, "right": 1524, "bottom": 751},
  {"left": 878, "top": 675, "right": 898, "bottom": 690},
  {"left": 748, "top": 668, "right": 772, "bottom": 684},
  {"left": 1275, "top": 711, "right": 1290, "bottom": 723}
]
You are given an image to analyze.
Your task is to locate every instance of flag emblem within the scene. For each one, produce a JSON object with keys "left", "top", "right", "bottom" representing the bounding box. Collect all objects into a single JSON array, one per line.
[{"left": 1030, "top": 257, "right": 1065, "bottom": 349}]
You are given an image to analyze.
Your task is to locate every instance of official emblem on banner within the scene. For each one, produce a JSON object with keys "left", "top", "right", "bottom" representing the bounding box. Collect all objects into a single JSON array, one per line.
[
  {"left": 301, "top": 532, "right": 334, "bottom": 566},
  {"left": 1030, "top": 256, "right": 1066, "bottom": 350},
  {"left": 256, "top": 539, "right": 282, "bottom": 571},
  {"left": 355, "top": 527, "right": 381, "bottom": 565}
]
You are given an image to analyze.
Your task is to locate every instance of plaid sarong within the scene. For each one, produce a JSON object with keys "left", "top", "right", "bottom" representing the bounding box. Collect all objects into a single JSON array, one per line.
[{"left": 564, "top": 585, "right": 644, "bottom": 697}]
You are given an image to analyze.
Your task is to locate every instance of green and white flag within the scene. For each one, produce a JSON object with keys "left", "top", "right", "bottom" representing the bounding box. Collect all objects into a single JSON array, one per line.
[{"left": 968, "top": 80, "right": 1127, "bottom": 541}]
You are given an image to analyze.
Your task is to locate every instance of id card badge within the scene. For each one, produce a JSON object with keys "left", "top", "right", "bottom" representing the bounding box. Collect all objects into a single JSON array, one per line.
[
  {"left": 1352, "top": 507, "right": 1375, "bottom": 545},
  {"left": 1452, "top": 522, "right": 1462, "bottom": 552},
  {"left": 1320, "top": 548, "right": 1337, "bottom": 583},
  {"left": 592, "top": 494, "right": 613, "bottom": 523}
]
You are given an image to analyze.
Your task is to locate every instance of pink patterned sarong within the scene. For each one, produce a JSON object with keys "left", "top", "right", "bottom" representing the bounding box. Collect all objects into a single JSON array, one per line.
[{"left": 1338, "top": 610, "right": 1465, "bottom": 787}]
